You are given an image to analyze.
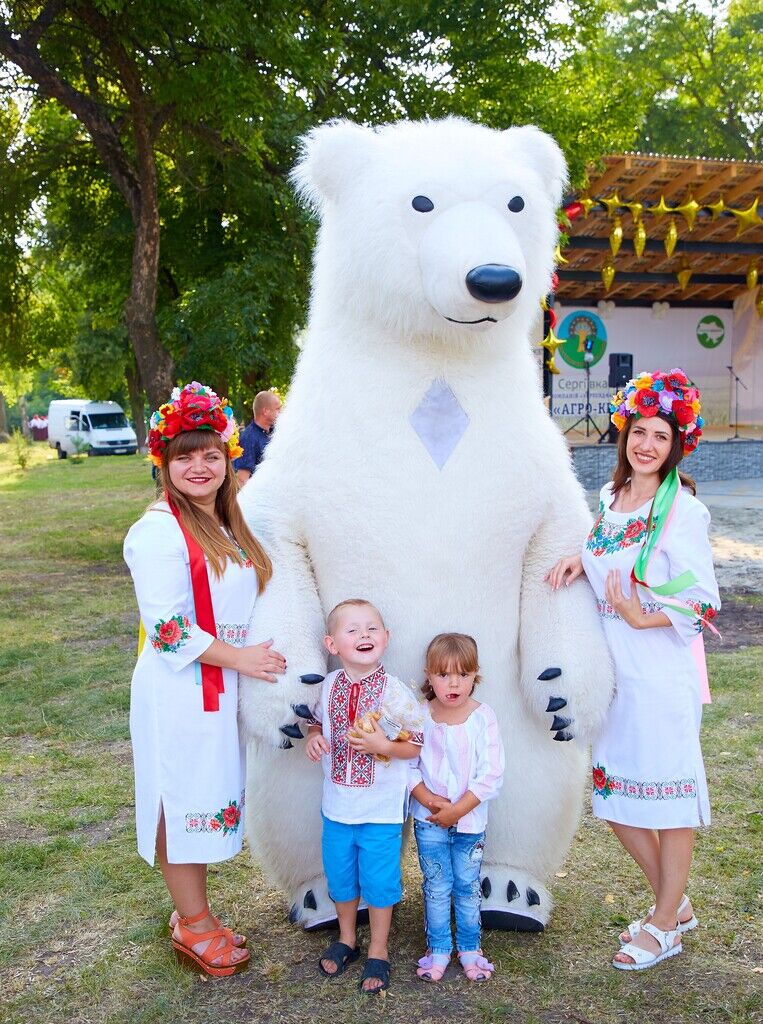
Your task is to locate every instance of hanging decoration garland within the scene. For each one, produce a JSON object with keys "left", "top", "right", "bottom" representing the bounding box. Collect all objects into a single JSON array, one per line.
[{"left": 747, "top": 261, "right": 759, "bottom": 291}]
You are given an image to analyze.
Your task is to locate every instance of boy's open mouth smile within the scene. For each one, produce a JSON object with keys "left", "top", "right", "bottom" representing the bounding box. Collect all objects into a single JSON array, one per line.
[{"left": 355, "top": 642, "right": 374, "bottom": 652}]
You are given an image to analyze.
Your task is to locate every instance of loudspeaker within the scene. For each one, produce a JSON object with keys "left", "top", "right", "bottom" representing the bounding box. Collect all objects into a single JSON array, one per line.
[{"left": 608, "top": 353, "right": 633, "bottom": 388}]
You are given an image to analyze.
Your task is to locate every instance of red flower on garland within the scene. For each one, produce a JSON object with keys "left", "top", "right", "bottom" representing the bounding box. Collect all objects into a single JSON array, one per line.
[
  {"left": 665, "top": 369, "right": 689, "bottom": 390},
  {"left": 634, "top": 388, "right": 661, "bottom": 416},
  {"left": 683, "top": 429, "right": 701, "bottom": 454},
  {"left": 671, "top": 399, "right": 695, "bottom": 426}
]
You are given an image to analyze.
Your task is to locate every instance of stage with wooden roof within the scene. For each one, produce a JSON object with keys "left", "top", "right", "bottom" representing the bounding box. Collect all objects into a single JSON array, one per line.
[{"left": 557, "top": 152, "right": 763, "bottom": 309}]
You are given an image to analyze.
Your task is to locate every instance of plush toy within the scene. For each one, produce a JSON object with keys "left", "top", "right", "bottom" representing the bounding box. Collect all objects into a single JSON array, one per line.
[{"left": 239, "top": 116, "right": 614, "bottom": 932}]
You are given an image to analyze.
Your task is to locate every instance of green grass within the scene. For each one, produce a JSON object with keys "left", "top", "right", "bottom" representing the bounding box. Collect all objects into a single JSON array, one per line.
[{"left": 1, "top": 444, "right": 761, "bottom": 1023}]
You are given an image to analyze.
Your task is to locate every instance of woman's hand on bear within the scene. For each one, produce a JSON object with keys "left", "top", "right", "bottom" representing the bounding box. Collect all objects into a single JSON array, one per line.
[
  {"left": 235, "top": 639, "right": 287, "bottom": 683},
  {"left": 545, "top": 555, "right": 584, "bottom": 591}
]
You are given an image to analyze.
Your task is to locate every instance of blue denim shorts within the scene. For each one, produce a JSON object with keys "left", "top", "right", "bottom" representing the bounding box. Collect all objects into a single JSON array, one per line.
[{"left": 321, "top": 813, "right": 403, "bottom": 908}]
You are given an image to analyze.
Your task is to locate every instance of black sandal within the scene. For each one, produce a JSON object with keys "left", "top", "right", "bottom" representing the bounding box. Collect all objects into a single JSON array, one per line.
[
  {"left": 318, "top": 940, "right": 361, "bottom": 977},
  {"left": 359, "top": 957, "right": 390, "bottom": 994}
]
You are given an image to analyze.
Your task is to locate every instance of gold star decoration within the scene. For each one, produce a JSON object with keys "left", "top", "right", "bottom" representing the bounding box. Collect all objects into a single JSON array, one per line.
[
  {"left": 730, "top": 198, "right": 760, "bottom": 237},
  {"left": 676, "top": 256, "right": 693, "bottom": 291},
  {"left": 633, "top": 219, "right": 647, "bottom": 258},
  {"left": 540, "top": 327, "right": 563, "bottom": 355},
  {"left": 609, "top": 216, "right": 623, "bottom": 257},
  {"left": 674, "top": 194, "right": 700, "bottom": 231},
  {"left": 664, "top": 220, "right": 678, "bottom": 257},
  {"left": 600, "top": 192, "right": 624, "bottom": 218},
  {"left": 578, "top": 196, "right": 597, "bottom": 217},
  {"left": 601, "top": 259, "right": 616, "bottom": 291},
  {"left": 705, "top": 196, "right": 725, "bottom": 220},
  {"left": 554, "top": 243, "right": 569, "bottom": 265},
  {"left": 650, "top": 195, "right": 674, "bottom": 220}
]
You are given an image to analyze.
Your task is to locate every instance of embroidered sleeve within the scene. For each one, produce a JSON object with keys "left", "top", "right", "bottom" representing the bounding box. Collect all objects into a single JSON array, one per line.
[
  {"left": 660, "top": 498, "right": 721, "bottom": 644},
  {"left": 468, "top": 705, "right": 505, "bottom": 803},
  {"left": 124, "top": 513, "right": 216, "bottom": 671}
]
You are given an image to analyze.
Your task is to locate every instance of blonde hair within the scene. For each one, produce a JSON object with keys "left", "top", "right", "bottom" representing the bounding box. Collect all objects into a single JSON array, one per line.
[
  {"left": 157, "top": 429, "right": 272, "bottom": 590},
  {"left": 326, "top": 598, "right": 385, "bottom": 636},
  {"left": 422, "top": 633, "right": 482, "bottom": 701}
]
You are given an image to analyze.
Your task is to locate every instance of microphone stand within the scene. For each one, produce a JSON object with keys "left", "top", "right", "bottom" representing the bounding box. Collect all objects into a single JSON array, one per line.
[
  {"left": 726, "top": 364, "right": 748, "bottom": 440},
  {"left": 565, "top": 356, "right": 608, "bottom": 443}
]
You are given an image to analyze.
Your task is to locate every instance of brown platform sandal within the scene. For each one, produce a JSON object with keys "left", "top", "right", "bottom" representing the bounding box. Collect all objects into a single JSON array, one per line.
[
  {"left": 171, "top": 907, "right": 250, "bottom": 977},
  {"left": 168, "top": 909, "right": 247, "bottom": 948}
]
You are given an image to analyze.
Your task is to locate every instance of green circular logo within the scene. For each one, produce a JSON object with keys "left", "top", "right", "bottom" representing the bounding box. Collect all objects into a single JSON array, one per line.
[
  {"left": 558, "top": 311, "right": 607, "bottom": 369},
  {"left": 697, "top": 314, "right": 725, "bottom": 348}
]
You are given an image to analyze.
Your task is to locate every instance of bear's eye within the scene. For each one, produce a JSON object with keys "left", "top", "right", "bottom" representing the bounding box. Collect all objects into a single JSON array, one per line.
[
  {"left": 508, "top": 196, "right": 525, "bottom": 213},
  {"left": 412, "top": 195, "right": 434, "bottom": 213}
]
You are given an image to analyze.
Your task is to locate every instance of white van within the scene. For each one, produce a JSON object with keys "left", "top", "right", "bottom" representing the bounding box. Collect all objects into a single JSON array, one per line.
[{"left": 47, "top": 400, "right": 138, "bottom": 458}]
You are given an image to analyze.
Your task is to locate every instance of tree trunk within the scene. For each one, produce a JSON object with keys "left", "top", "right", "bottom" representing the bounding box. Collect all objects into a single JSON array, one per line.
[
  {"left": 124, "top": 115, "right": 174, "bottom": 412},
  {"left": 0, "top": 393, "right": 8, "bottom": 436},
  {"left": 125, "top": 360, "right": 147, "bottom": 449}
]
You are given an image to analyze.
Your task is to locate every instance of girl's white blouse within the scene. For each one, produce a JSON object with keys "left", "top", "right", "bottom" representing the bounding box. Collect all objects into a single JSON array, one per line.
[{"left": 409, "top": 701, "right": 505, "bottom": 834}]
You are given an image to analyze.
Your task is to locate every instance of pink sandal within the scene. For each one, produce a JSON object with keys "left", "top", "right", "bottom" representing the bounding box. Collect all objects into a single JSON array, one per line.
[
  {"left": 416, "top": 952, "right": 450, "bottom": 982},
  {"left": 458, "top": 950, "right": 495, "bottom": 981}
]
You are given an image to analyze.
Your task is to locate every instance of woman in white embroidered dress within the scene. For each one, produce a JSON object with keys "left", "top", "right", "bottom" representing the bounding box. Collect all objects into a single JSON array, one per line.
[
  {"left": 124, "top": 382, "right": 286, "bottom": 977},
  {"left": 547, "top": 369, "right": 719, "bottom": 971}
]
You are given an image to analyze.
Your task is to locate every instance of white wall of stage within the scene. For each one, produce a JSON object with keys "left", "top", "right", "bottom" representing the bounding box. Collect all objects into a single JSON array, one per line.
[{"left": 548, "top": 298, "right": 763, "bottom": 431}]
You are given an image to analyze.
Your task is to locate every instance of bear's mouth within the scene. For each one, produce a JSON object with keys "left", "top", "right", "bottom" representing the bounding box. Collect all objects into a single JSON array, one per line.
[{"left": 444, "top": 315, "right": 498, "bottom": 325}]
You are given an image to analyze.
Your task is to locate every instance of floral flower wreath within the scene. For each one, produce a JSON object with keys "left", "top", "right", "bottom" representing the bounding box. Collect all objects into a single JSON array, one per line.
[
  {"left": 147, "top": 381, "right": 243, "bottom": 467},
  {"left": 609, "top": 368, "right": 704, "bottom": 456}
]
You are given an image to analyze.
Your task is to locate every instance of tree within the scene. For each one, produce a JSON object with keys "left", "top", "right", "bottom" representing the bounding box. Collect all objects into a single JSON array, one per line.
[
  {"left": 600, "top": 0, "right": 762, "bottom": 160},
  {"left": 2, "top": 0, "right": 647, "bottom": 418}
]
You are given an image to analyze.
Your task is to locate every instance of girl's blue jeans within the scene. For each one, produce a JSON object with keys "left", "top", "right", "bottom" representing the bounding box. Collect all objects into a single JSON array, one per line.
[{"left": 413, "top": 818, "right": 486, "bottom": 955}]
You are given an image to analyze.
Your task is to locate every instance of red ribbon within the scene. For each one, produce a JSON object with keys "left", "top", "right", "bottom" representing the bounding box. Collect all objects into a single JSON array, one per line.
[{"left": 168, "top": 497, "right": 224, "bottom": 712}]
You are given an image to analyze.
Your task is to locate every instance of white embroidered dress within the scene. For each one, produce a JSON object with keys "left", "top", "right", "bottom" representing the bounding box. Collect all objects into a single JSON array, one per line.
[
  {"left": 124, "top": 503, "right": 257, "bottom": 864},
  {"left": 582, "top": 483, "right": 720, "bottom": 829}
]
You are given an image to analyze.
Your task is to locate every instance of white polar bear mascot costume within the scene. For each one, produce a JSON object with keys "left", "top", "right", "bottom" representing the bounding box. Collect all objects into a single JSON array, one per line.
[{"left": 239, "top": 116, "right": 613, "bottom": 932}]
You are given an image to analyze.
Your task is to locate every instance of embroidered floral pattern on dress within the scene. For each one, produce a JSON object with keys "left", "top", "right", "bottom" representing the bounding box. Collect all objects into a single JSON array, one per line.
[
  {"left": 151, "top": 614, "right": 192, "bottom": 653},
  {"left": 591, "top": 766, "right": 696, "bottom": 801},
  {"left": 688, "top": 600, "right": 718, "bottom": 634},
  {"left": 215, "top": 622, "right": 249, "bottom": 646},
  {"left": 185, "top": 795, "right": 244, "bottom": 834},
  {"left": 328, "top": 666, "right": 386, "bottom": 788},
  {"left": 596, "top": 599, "right": 664, "bottom": 621},
  {"left": 586, "top": 504, "right": 654, "bottom": 556}
]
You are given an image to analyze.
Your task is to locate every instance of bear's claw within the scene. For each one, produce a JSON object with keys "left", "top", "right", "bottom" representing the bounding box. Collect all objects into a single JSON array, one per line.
[
  {"left": 545, "top": 696, "right": 567, "bottom": 712},
  {"left": 481, "top": 877, "right": 491, "bottom": 898},
  {"left": 507, "top": 880, "right": 519, "bottom": 902},
  {"left": 553, "top": 730, "right": 573, "bottom": 741},
  {"left": 526, "top": 887, "right": 541, "bottom": 906},
  {"left": 550, "top": 715, "right": 572, "bottom": 731},
  {"left": 538, "top": 667, "right": 562, "bottom": 681},
  {"left": 292, "top": 703, "right": 313, "bottom": 720},
  {"left": 280, "top": 723, "right": 304, "bottom": 739},
  {"left": 279, "top": 739, "right": 294, "bottom": 750},
  {"left": 300, "top": 673, "right": 325, "bottom": 685}
]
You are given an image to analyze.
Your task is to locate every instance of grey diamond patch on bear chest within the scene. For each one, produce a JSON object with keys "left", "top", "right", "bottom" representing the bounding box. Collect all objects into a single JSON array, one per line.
[{"left": 409, "top": 379, "right": 470, "bottom": 469}]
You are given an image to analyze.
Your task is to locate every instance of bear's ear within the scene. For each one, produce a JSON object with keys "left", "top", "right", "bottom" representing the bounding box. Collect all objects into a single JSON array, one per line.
[
  {"left": 291, "top": 119, "right": 377, "bottom": 208},
  {"left": 502, "top": 125, "right": 568, "bottom": 208}
]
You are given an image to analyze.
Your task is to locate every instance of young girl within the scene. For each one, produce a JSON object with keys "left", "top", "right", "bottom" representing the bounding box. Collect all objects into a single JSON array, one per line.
[
  {"left": 124, "top": 382, "right": 286, "bottom": 977},
  {"left": 409, "top": 633, "right": 505, "bottom": 983}
]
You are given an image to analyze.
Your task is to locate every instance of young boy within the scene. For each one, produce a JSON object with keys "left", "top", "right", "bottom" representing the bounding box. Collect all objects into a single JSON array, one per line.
[{"left": 305, "top": 598, "right": 423, "bottom": 994}]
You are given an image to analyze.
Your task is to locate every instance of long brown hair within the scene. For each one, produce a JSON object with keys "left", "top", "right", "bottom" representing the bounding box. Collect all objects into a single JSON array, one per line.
[
  {"left": 157, "top": 430, "right": 272, "bottom": 590},
  {"left": 421, "top": 633, "right": 482, "bottom": 701},
  {"left": 611, "top": 413, "right": 696, "bottom": 497}
]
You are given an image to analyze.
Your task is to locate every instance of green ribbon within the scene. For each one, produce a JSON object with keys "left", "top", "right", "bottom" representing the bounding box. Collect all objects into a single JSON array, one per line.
[{"left": 631, "top": 466, "right": 697, "bottom": 616}]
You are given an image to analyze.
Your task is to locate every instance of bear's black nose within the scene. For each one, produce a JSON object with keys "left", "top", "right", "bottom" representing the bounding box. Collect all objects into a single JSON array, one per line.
[{"left": 465, "top": 264, "right": 522, "bottom": 303}]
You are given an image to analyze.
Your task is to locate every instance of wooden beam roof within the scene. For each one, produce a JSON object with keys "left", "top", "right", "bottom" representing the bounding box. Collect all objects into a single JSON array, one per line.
[{"left": 558, "top": 153, "right": 763, "bottom": 306}]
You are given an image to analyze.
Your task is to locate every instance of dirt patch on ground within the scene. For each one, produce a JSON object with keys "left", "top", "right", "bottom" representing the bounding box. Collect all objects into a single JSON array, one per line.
[{"left": 713, "top": 589, "right": 763, "bottom": 652}]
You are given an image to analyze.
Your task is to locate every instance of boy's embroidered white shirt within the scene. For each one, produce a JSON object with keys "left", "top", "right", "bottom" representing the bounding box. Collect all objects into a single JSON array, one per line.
[
  {"left": 409, "top": 701, "right": 505, "bottom": 834},
  {"left": 312, "top": 665, "right": 423, "bottom": 825}
]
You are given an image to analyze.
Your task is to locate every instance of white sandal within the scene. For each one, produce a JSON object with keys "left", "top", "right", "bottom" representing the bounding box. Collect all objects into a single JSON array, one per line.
[
  {"left": 612, "top": 922, "right": 682, "bottom": 971},
  {"left": 620, "top": 894, "right": 698, "bottom": 944}
]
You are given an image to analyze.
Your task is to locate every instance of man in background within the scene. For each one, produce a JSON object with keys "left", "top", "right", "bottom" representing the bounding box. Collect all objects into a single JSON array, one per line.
[{"left": 234, "top": 390, "right": 282, "bottom": 485}]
